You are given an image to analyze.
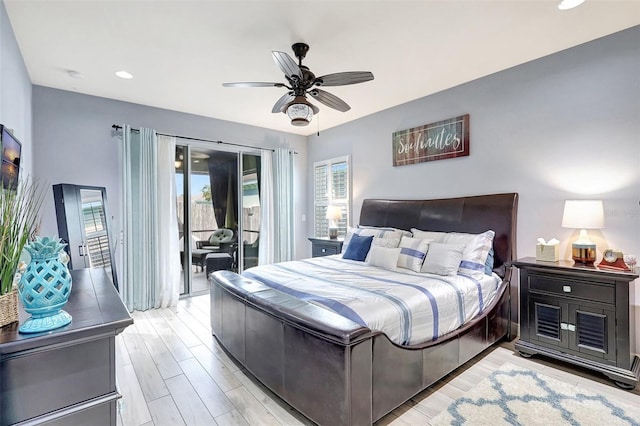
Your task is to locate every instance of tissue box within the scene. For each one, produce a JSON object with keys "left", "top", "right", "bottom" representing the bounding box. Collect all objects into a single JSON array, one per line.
[{"left": 536, "top": 244, "right": 559, "bottom": 262}]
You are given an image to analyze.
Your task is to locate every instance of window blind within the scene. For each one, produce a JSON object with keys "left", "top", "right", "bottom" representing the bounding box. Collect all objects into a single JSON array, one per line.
[{"left": 313, "top": 156, "right": 350, "bottom": 238}]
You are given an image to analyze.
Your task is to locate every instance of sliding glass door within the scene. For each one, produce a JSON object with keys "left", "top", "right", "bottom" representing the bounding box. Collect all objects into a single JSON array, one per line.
[{"left": 175, "top": 145, "right": 260, "bottom": 296}]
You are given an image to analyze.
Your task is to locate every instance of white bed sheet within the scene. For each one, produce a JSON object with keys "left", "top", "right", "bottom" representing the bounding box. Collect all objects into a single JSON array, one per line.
[{"left": 242, "top": 255, "right": 501, "bottom": 345}]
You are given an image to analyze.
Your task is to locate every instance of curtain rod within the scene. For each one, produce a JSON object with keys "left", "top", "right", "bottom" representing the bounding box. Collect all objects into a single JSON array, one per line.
[{"left": 111, "top": 125, "right": 297, "bottom": 154}]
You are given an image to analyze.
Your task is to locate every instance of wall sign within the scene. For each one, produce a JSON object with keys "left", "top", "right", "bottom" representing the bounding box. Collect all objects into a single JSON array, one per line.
[{"left": 392, "top": 114, "right": 469, "bottom": 167}]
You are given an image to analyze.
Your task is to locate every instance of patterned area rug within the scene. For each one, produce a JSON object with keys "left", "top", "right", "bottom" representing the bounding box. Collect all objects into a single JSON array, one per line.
[{"left": 431, "top": 363, "right": 640, "bottom": 426}]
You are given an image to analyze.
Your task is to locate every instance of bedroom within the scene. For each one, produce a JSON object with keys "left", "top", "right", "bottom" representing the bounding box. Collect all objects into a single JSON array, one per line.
[{"left": 0, "top": 0, "right": 639, "bottom": 425}]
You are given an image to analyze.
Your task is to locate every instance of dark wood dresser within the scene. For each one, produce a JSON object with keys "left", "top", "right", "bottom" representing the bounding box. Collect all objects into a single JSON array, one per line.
[
  {"left": 513, "top": 257, "right": 639, "bottom": 389},
  {"left": 0, "top": 268, "right": 133, "bottom": 425}
]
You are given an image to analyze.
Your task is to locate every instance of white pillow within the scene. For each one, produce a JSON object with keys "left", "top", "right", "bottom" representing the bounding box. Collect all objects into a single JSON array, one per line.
[
  {"left": 371, "top": 236, "right": 401, "bottom": 248},
  {"left": 365, "top": 236, "right": 402, "bottom": 261},
  {"left": 411, "top": 228, "right": 446, "bottom": 241},
  {"left": 343, "top": 227, "right": 404, "bottom": 253},
  {"left": 358, "top": 225, "right": 412, "bottom": 238},
  {"left": 421, "top": 243, "right": 465, "bottom": 276},
  {"left": 367, "top": 246, "right": 401, "bottom": 271},
  {"left": 397, "top": 236, "right": 432, "bottom": 272},
  {"left": 440, "top": 230, "right": 495, "bottom": 280}
]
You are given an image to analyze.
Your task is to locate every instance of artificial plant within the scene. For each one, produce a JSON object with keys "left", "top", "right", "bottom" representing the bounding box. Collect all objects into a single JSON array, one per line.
[{"left": 0, "top": 180, "right": 43, "bottom": 295}]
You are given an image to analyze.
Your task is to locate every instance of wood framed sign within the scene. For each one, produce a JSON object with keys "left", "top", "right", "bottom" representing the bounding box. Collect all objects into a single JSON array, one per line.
[{"left": 392, "top": 114, "right": 469, "bottom": 167}]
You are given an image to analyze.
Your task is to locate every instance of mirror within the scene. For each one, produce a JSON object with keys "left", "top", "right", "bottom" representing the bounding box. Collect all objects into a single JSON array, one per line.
[{"left": 53, "top": 184, "right": 118, "bottom": 290}]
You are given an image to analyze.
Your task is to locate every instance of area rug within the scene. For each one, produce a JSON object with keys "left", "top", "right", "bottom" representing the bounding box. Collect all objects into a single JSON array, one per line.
[{"left": 431, "top": 363, "right": 640, "bottom": 426}]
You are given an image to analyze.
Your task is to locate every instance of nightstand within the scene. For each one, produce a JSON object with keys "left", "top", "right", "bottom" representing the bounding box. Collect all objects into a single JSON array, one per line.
[
  {"left": 512, "top": 257, "right": 639, "bottom": 389},
  {"left": 308, "top": 237, "right": 343, "bottom": 257}
]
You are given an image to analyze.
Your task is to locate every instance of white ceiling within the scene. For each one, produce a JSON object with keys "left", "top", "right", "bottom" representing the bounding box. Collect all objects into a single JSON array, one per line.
[{"left": 4, "top": 1, "right": 639, "bottom": 136}]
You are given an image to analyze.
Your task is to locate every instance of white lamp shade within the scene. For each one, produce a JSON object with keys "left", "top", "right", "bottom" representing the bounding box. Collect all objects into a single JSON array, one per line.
[
  {"left": 326, "top": 205, "right": 342, "bottom": 221},
  {"left": 561, "top": 200, "right": 604, "bottom": 229}
]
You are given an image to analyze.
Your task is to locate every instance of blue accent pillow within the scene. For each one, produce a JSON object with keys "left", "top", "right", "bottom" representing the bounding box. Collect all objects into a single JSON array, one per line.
[
  {"left": 485, "top": 248, "right": 494, "bottom": 275},
  {"left": 343, "top": 234, "right": 373, "bottom": 261}
]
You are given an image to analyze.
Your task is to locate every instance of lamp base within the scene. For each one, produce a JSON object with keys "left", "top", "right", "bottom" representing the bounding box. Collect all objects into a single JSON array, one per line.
[
  {"left": 328, "top": 228, "right": 338, "bottom": 239},
  {"left": 571, "top": 243, "right": 596, "bottom": 266}
]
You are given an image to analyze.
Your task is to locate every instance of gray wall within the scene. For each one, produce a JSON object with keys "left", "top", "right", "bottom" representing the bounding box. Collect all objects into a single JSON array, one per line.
[
  {"left": 31, "top": 87, "right": 308, "bottom": 262},
  {"left": 308, "top": 26, "right": 639, "bottom": 265},
  {"left": 307, "top": 27, "right": 640, "bottom": 344},
  {"left": 0, "top": 1, "right": 31, "bottom": 175}
]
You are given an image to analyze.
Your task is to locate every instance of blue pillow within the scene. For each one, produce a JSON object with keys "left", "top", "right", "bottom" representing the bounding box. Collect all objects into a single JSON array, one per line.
[
  {"left": 343, "top": 234, "right": 373, "bottom": 261},
  {"left": 484, "top": 248, "right": 494, "bottom": 275}
]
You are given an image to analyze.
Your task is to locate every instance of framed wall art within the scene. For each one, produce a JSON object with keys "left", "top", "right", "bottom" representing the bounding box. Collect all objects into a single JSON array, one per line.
[{"left": 392, "top": 114, "right": 469, "bottom": 167}]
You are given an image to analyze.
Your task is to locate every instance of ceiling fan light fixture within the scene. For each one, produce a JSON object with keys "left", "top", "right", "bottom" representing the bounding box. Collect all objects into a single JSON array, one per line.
[{"left": 286, "top": 96, "right": 314, "bottom": 126}]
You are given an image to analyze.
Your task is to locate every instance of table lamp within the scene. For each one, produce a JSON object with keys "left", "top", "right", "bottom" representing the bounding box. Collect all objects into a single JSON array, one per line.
[
  {"left": 326, "top": 205, "right": 342, "bottom": 239},
  {"left": 561, "top": 200, "right": 604, "bottom": 265}
]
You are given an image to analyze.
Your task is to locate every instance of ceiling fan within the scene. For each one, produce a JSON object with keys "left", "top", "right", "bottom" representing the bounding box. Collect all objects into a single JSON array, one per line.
[{"left": 222, "top": 43, "right": 374, "bottom": 126}]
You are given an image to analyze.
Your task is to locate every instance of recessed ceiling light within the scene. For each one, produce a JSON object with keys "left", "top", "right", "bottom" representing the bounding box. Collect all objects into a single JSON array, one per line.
[
  {"left": 67, "top": 70, "right": 84, "bottom": 79},
  {"left": 558, "top": 0, "right": 585, "bottom": 10},
  {"left": 115, "top": 70, "right": 133, "bottom": 79}
]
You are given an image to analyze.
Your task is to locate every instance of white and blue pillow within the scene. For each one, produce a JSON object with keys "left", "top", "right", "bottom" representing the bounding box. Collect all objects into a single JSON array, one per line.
[
  {"left": 397, "top": 236, "right": 432, "bottom": 272},
  {"left": 411, "top": 228, "right": 495, "bottom": 279},
  {"left": 439, "top": 230, "right": 495, "bottom": 280}
]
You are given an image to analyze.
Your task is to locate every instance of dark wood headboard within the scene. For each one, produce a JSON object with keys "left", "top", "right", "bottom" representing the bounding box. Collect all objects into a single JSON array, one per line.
[{"left": 359, "top": 193, "right": 518, "bottom": 275}]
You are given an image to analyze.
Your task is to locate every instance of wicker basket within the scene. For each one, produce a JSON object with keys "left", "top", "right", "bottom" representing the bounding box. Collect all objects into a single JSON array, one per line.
[{"left": 0, "top": 289, "right": 19, "bottom": 327}]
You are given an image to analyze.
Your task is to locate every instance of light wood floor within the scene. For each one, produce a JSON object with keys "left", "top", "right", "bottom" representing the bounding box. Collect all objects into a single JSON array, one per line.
[{"left": 116, "top": 294, "right": 640, "bottom": 426}]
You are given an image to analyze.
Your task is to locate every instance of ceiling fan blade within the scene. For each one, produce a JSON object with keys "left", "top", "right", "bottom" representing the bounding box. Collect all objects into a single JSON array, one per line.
[
  {"left": 272, "top": 51, "right": 302, "bottom": 79},
  {"left": 316, "top": 71, "right": 374, "bottom": 86},
  {"left": 272, "top": 93, "right": 295, "bottom": 113},
  {"left": 222, "top": 82, "right": 285, "bottom": 88},
  {"left": 309, "top": 89, "right": 350, "bottom": 112}
]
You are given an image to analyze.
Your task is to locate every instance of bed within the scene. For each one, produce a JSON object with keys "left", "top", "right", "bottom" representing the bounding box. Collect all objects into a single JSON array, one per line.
[{"left": 210, "top": 193, "right": 518, "bottom": 425}]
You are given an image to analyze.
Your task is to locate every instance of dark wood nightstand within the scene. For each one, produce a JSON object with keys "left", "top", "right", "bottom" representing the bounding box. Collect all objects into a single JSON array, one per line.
[
  {"left": 512, "top": 257, "right": 639, "bottom": 389},
  {"left": 308, "top": 237, "right": 344, "bottom": 257}
]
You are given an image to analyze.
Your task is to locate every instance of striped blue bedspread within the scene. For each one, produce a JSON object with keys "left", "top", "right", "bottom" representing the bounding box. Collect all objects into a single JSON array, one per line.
[{"left": 242, "top": 256, "right": 501, "bottom": 345}]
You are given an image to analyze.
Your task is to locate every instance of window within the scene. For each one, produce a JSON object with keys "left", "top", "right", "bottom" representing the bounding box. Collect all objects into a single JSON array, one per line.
[{"left": 314, "top": 156, "right": 350, "bottom": 238}]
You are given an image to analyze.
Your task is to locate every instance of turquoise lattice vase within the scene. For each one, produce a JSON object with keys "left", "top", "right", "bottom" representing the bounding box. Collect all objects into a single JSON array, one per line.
[{"left": 17, "top": 237, "right": 73, "bottom": 333}]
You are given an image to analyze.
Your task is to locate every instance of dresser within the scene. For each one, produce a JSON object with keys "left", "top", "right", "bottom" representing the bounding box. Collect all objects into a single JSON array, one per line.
[
  {"left": 513, "top": 257, "right": 639, "bottom": 389},
  {"left": 308, "top": 237, "right": 344, "bottom": 257},
  {"left": 0, "top": 268, "right": 133, "bottom": 425}
]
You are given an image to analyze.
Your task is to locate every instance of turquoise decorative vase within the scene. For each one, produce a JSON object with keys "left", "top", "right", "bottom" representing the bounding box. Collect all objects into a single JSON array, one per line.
[{"left": 17, "top": 237, "right": 73, "bottom": 333}]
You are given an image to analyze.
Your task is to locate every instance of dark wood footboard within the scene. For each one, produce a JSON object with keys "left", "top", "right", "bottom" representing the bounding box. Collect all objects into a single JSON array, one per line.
[{"left": 210, "top": 270, "right": 512, "bottom": 425}]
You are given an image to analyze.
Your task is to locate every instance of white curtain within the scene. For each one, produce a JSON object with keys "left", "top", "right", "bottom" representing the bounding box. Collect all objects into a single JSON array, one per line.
[
  {"left": 258, "top": 150, "right": 274, "bottom": 265},
  {"left": 258, "top": 147, "right": 294, "bottom": 265},
  {"left": 156, "top": 135, "right": 181, "bottom": 307},
  {"left": 119, "top": 126, "right": 181, "bottom": 311}
]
